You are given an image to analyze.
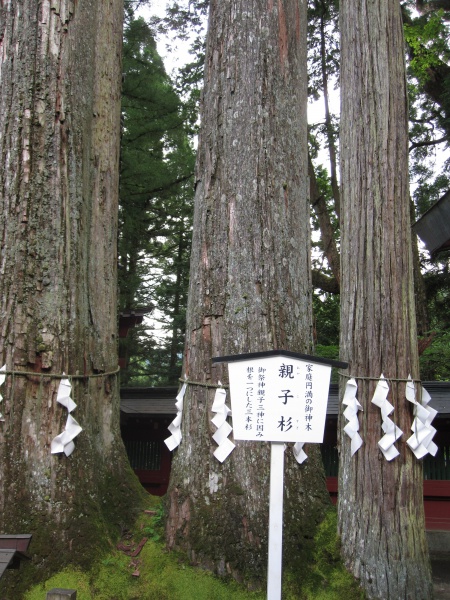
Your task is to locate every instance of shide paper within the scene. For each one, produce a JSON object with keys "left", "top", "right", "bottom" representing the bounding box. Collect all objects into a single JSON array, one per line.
[
  {"left": 342, "top": 378, "right": 363, "bottom": 455},
  {"left": 293, "top": 442, "right": 308, "bottom": 464},
  {"left": 371, "top": 374, "right": 403, "bottom": 461},
  {"left": 164, "top": 378, "right": 187, "bottom": 451},
  {"left": 56, "top": 377, "right": 77, "bottom": 412},
  {"left": 51, "top": 414, "right": 83, "bottom": 457},
  {"left": 406, "top": 377, "right": 437, "bottom": 459},
  {"left": 51, "top": 376, "right": 82, "bottom": 457},
  {"left": 0, "top": 364, "right": 6, "bottom": 422},
  {"left": 211, "top": 384, "right": 235, "bottom": 462}
]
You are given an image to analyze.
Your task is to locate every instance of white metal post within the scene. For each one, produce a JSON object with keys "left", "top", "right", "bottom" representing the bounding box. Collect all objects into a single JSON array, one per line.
[{"left": 267, "top": 442, "right": 285, "bottom": 599}]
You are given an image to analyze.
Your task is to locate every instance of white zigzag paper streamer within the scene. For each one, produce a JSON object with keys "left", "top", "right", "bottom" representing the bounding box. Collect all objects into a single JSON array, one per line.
[
  {"left": 164, "top": 377, "right": 187, "bottom": 451},
  {"left": 56, "top": 377, "right": 77, "bottom": 413},
  {"left": 371, "top": 374, "right": 403, "bottom": 461},
  {"left": 51, "top": 376, "right": 82, "bottom": 457},
  {"left": 342, "top": 378, "right": 363, "bottom": 455},
  {"left": 211, "top": 383, "right": 235, "bottom": 462},
  {"left": 0, "top": 364, "right": 6, "bottom": 422},
  {"left": 293, "top": 442, "right": 308, "bottom": 464},
  {"left": 406, "top": 377, "right": 438, "bottom": 459}
]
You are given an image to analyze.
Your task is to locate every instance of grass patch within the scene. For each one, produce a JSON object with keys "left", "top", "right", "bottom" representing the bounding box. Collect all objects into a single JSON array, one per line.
[
  {"left": 23, "top": 498, "right": 264, "bottom": 600},
  {"left": 24, "top": 546, "right": 264, "bottom": 600}
]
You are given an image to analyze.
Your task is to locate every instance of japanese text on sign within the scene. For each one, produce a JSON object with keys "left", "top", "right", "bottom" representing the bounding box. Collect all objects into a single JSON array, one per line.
[{"left": 228, "top": 356, "right": 331, "bottom": 443}]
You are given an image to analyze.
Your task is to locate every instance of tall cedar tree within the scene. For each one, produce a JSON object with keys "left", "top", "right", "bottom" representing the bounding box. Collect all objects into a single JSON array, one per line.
[
  {"left": 119, "top": 16, "right": 194, "bottom": 385},
  {"left": 165, "top": 0, "right": 331, "bottom": 589},
  {"left": 339, "top": 0, "right": 433, "bottom": 598},
  {"left": 0, "top": 1, "right": 144, "bottom": 594}
]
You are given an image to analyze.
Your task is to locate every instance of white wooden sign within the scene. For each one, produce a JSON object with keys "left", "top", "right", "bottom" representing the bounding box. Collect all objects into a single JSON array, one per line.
[
  {"left": 213, "top": 350, "right": 348, "bottom": 600},
  {"left": 227, "top": 354, "right": 332, "bottom": 443}
]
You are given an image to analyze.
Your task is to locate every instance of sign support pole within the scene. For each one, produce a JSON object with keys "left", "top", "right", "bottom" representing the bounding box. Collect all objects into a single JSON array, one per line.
[
  {"left": 212, "top": 351, "right": 348, "bottom": 600},
  {"left": 267, "top": 442, "right": 285, "bottom": 600}
]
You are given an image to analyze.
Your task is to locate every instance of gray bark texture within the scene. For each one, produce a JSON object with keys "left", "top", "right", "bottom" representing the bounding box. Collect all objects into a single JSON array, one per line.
[
  {"left": 0, "top": 0, "right": 143, "bottom": 594},
  {"left": 165, "top": 0, "right": 331, "bottom": 589},
  {"left": 339, "top": 0, "right": 433, "bottom": 598}
]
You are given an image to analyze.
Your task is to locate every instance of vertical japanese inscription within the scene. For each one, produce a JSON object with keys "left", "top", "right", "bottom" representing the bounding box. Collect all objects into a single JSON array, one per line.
[
  {"left": 305, "top": 363, "right": 314, "bottom": 432},
  {"left": 245, "top": 366, "right": 254, "bottom": 432},
  {"left": 256, "top": 367, "right": 266, "bottom": 438}
]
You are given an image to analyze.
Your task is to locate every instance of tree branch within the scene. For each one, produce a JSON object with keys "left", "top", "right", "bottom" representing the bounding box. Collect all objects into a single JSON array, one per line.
[
  {"left": 416, "top": 0, "right": 450, "bottom": 16},
  {"left": 311, "top": 269, "right": 340, "bottom": 294},
  {"left": 409, "top": 134, "right": 450, "bottom": 151},
  {"left": 309, "top": 154, "right": 341, "bottom": 286}
]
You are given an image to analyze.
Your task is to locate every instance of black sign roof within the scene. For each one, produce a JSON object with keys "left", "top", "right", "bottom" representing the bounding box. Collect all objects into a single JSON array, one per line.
[{"left": 212, "top": 349, "right": 348, "bottom": 369}]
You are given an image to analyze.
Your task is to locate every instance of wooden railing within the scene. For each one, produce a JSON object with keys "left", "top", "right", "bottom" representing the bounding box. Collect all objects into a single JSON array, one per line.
[{"left": 123, "top": 440, "right": 161, "bottom": 471}]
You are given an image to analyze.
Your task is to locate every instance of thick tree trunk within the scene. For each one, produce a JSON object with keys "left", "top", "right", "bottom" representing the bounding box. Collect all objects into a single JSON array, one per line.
[
  {"left": 0, "top": 0, "right": 143, "bottom": 593},
  {"left": 339, "top": 1, "right": 433, "bottom": 598},
  {"left": 165, "top": 0, "right": 330, "bottom": 589}
]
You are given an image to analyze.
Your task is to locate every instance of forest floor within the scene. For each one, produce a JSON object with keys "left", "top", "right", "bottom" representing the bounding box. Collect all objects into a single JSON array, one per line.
[{"left": 16, "top": 499, "right": 448, "bottom": 599}]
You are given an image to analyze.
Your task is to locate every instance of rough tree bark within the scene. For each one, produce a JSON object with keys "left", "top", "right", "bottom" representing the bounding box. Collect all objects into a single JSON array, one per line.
[
  {"left": 0, "top": 0, "right": 143, "bottom": 593},
  {"left": 338, "top": 1, "right": 433, "bottom": 598},
  {"left": 165, "top": 0, "right": 331, "bottom": 589}
]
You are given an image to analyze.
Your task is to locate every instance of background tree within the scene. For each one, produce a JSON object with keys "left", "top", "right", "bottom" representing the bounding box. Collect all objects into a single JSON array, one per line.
[
  {"left": 164, "top": 0, "right": 332, "bottom": 591},
  {"left": 118, "top": 12, "right": 195, "bottom": 385},
  {"left": 126, "top": 0, "right": 450, "bottom": 381},
  {"left": 403, "top": 1, "right": 450, "bottom": 366},
  {"left": 306, "top": 0, "right": 450, "bottom": 375},
  {"left": 338, "top": 0, "right": 433, "bottom": 597},
  {"left": 0, "top": 1, "right": 144, "bottom": 594}
]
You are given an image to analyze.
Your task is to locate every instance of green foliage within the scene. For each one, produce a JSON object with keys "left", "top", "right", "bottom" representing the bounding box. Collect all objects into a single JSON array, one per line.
[
  {"left": 419, "top": 258, "right": 450, "bottom": 380},
  {"left": 120, "top": 2, "right": 450, "bottom": 386},
  {"left": 149, "top": 0, "right": 207, "bottom": 135},
  {"left": 121, "top": 1, "right": 450, "bottom": 386},
  {"left": 406, "top": 4, "right": 450, "bottom": 380},
  {"left": 415, "top": 250, "right": 450, "bottom": 381},
  {"left": 119, "top": 15, "right": 193, "bottom": 304},
  {"left": 118, "top": 11, "right": 195, "bottom": 385},
  {"left": 313, "top": 292, "right": 340, "bottom": 347},
  {"left": 420, "top": 330, "right": 450, "bottom": 380},
  {"left": 404, "top": 11, "right": 450, "bottom": 87},
  {"left": 310, "top": 164, "right": 336, "bottom": 234},
  {"left": 313, "top": 292, "right": 341, "bottom": 379},
  {"left": 24, "top": 569, "right": 92, "bottom": 600},
  {"left": 413, "top": 168, "right": 450, "bottom": 218},
  {"left": 120, "top": 321, "right": 183, "bottom": 386},
  {"left": 314, "top": 345, "right": 340, "bottom": 383},
  {"left": 315, "top": 345, "right": 340, "bottom": 360},
  {"left": 405, "top": 8, "right": 450, "bottom": 215},
  {"left": 307, "top": 0, "right": 340, "bottom": 102}
]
